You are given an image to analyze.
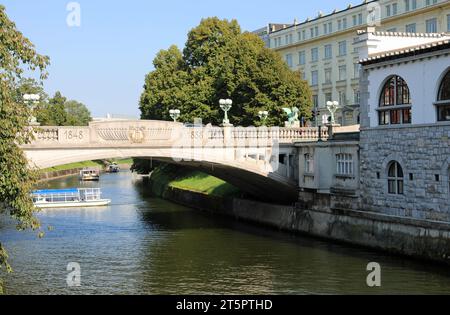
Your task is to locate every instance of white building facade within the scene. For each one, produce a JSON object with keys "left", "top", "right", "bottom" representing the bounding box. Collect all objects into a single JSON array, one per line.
[
  {"left": 358, "top": 30, "right": 450, "bottom": 221},
  {"left": 262, "top": 0, "right": 450, "bottom": 125}
]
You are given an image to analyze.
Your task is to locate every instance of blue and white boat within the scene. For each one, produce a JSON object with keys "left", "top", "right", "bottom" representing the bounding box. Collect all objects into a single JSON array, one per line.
[{"left": 32, "top": 188, "right": 111, "bottom": 209}]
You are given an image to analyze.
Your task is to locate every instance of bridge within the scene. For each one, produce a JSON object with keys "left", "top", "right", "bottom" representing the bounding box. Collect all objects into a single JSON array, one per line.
[{"left": 22, "top": 120, "right": 329, "bottom": 203}]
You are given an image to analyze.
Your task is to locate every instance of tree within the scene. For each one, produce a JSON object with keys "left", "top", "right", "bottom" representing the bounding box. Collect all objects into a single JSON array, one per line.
[
  {"left": 139, "top": 17, "right": 312, "bottom": 127},
  {"left": 35, "top": 92, "right": 92, "bottom": 126},
  {"left": 0, "top": 4, "right": 50, "bottom": 293},
  {"left": 64, "top": 100, "right": 91, "bottom": 126},
  {"left": 35, "top": 91, "right": 66, "bottom": 126}
]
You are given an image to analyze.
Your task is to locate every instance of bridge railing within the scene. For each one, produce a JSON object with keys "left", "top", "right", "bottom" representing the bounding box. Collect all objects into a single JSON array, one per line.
[{"left": 25, "top": 123, "right": 329, "bottom": 148}]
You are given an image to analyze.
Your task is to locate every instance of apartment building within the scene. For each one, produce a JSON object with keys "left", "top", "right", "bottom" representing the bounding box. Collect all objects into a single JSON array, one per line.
[{"left": 262, "top": 0, "right": 450, "bottom": 125}]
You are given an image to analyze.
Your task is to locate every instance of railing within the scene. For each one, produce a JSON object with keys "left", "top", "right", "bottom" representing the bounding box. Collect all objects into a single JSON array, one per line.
[{"left": 26, "top": 123, "right": 330, "bottom": 147}]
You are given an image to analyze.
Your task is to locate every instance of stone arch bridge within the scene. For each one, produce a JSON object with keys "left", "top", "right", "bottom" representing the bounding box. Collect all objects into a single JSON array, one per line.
[{"left": 22, "top": 120, "right": 328, "bottom": 203}]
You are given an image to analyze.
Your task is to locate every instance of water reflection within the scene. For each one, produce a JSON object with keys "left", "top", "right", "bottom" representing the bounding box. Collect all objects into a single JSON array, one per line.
[{"left": 1, "top": 172, "right": 450, "bottom": 295}]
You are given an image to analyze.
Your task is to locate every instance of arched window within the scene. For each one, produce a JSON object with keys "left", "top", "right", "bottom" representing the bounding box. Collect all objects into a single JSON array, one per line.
[
  {"left": 437, "top": 70, "right": 450, "bottom": 122},
  {"left": 388, "top": 161, "right": 404, "bottom": 195},
  {"left": 379, "top": 76, "right": 412, "bottom": 125}
]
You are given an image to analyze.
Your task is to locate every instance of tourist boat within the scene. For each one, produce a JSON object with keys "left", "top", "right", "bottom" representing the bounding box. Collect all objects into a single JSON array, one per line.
[
  {"left": 79, "top": 168, "right": 100, "bottom": 181},
  {"left": 32, "top": 188, "right": 111, "bottom": 209},
  {"left": 106, "top": 163, "right": 120, "bottom": 173}
]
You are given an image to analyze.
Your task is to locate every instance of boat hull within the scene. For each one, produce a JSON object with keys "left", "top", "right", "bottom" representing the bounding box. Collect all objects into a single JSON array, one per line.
[
  {"left": 35, "top": 199, "right": 111, "bottom": 209},
  {"left": 79, "top": 176, "right": 100, "bottom": 181}
]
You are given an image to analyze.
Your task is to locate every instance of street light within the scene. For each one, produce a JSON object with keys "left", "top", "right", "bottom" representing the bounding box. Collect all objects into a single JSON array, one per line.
[
  {"left": 169, "top": 109, "right": 181, "bottom": 122},
  {"left": 326, "top": 101, "right": 340, "bottom": 125},
  {"left": 219, "top": 99, "right": 233, "bottom": 126},
  {"left": 23, "top": 94, "right": 41, "bottom": 126},
  {"left": 258, "top": 110, "right": 269, "bottom": 125}
]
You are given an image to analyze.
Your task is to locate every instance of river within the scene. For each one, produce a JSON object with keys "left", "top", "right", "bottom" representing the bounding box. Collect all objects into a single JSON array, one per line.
[{"left": 1, "top": 171, "right": 450, "bottom": 295}]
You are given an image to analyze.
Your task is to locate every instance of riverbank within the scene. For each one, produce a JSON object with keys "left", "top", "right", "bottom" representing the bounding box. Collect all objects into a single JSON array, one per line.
[
  {"left": 40, "top": 159, "right": 133, "bottom": 181},
  {"left": 148, "top": 168, "right": 450, "bottom": 265}
]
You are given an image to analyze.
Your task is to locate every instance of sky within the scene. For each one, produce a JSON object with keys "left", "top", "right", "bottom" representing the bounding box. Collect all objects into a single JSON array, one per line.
[{"left": 2, "top": 0, "right": 362, "bottom": 118}]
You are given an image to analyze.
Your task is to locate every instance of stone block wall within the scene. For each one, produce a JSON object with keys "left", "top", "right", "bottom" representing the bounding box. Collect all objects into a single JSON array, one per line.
[{"left": 360, "top": 124, "right": 450, "bottom": 222}]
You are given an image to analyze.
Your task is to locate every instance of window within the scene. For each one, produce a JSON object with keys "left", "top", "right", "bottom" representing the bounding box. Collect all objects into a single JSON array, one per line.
[
  {"left": 339, "top": 90, "right": 347, "bottom": 106},
  {"left": 354, "top": 63, "right": 361, "bottom": 78},
  {"left": 404, "top": 0, "right": 410, "bottom": 11},
  {"left": 285, "top": 54, "right": 293, "bottom": 68},
  {"left": 305, "top": 154, "right": 314, "bottom": 173},
  {"left": 325, "top": 92, "right": 332, "bottom": 102},
  {"left": 426, "top": 18, "right": 437, "bottom": 33},
  {"left": 447, "top": 14, "right": 450, "bottom": 32},
  {"left": 353, "top": 15, "right": 357, "bottom": 26},
  {"left": 339, "top": 65, "right": 347, "bottom": 81},
  {"left": 328, "top": 22, "right": 333, "bottom": 33},
  {"left": 299, "top": 51, "right": 306, "bottom": 65},
  {"left": 386, "top": 5, "right": 391, "bottom": 17},
  {"left": 343, "top": 18, "right": 347, "bottom": 29},
  {"left": 311, "top": 48, "right": 319, "bottom": 62},
  {"left": 312, "top": 95, "right": 319, "bottom": 110},
  {"left": 426, "top": 0, "right": 437, "bottom": 6},
  {"left": 338, "top": 19, "right": 342, "bottom": 30},
  {"left": 325, "top": 68, "right": 332, "bottom": 84},
  {"left": 392, "top": 3, "right": 398, "bottom": 15},
  {"left": 336, "top": 154, "right": 354, "bottom": 176},
  {"left": 405, "top": 23, "right": 416, "bottom": 33},
  {"left": 311, "top": 70, "right": 319, "bottom": 86},
  {"left": 338, "top": 41, "right": 347, "bottom": 56},
  {"left": 324, "top": 44, "right": 332, "bottom": 59},
  {"left": 358, "top": 13, "right": 363, "bottom": 25},
  {"left": 354, "top": 89, "right": 360, "bottom": 105},
  {"left": 448, "top": 166, "right": 450, "bottom": 195},
  {"left": 388, "top": 161, "right": 404, "bottom": 195},
  {"left": 379, "top": 76, "right": 412, "bottom": 125},
  {"left": 412, "top": 0, "right": 417, "bottom": 9},
  {"left": 437, "top": 70, "right": 450, "bottom": 121}
]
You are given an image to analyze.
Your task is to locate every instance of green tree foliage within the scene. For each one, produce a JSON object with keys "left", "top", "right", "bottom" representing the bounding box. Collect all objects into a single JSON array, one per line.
[
  {"left": 64, "top": 100, "right": 92, "bottom": 126},
  {"left": 36, "top": 91, "right": 67, "bottom": 126},
  {"left": 140, "top": 17, "right": 312, "bottom": 127},
  {"left": 0, "top": 4, "right": 50, "bottom": 292},
  {"left": 35, "top": 91, "right": 92, "bottom": 126}
]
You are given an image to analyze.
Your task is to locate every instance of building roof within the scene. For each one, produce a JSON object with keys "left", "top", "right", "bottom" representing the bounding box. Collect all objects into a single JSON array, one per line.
[
  {"left": 360, "top": 39, "right": 450, "bottom": 65},
  {"left": 267, "top": 0, "right": 378, "bottom": 35}
]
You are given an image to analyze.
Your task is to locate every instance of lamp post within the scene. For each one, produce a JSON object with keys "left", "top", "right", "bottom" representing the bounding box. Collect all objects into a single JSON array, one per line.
[
  {"left": 258, "top": 110, "right": 269, "bottom": 126},
  {"left": 169, "top": 109, "right": 181, "bottom": 122},
  {"left": 326, "top": 101, "right": 340, "bottom": 125},
  {"left": 23, "top": 94, "right": 41, "bottom": 126},
  {"left": 219, "top": 99, "right": 233, "bottom": 126}
]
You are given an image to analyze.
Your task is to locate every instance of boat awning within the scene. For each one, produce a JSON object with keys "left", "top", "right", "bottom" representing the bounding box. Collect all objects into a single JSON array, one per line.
[{"left": 32, "top": 189, "right": 79, "bottom": 195}]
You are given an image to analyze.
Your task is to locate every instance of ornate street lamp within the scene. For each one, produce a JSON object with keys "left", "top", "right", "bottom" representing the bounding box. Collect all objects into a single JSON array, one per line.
[
  {"left": 169, "top": 109, "right": 181, "bottom": 122},
  {"left": 258, "top": 110, "right": 269, "bottom": 125},
  {"left": 326, "top": 101, "right": 340, "bottom": 125},
  {"left": 219, "top": 99, "right": 233, "bottom": 126},
  {"left": 24, "top": 94, "right": 41, "bottom": 126}
]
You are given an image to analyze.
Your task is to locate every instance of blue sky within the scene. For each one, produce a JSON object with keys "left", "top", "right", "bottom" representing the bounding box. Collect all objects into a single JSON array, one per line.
[{"left": 3, "top": 0, "right": 360, "bottom": 117}]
